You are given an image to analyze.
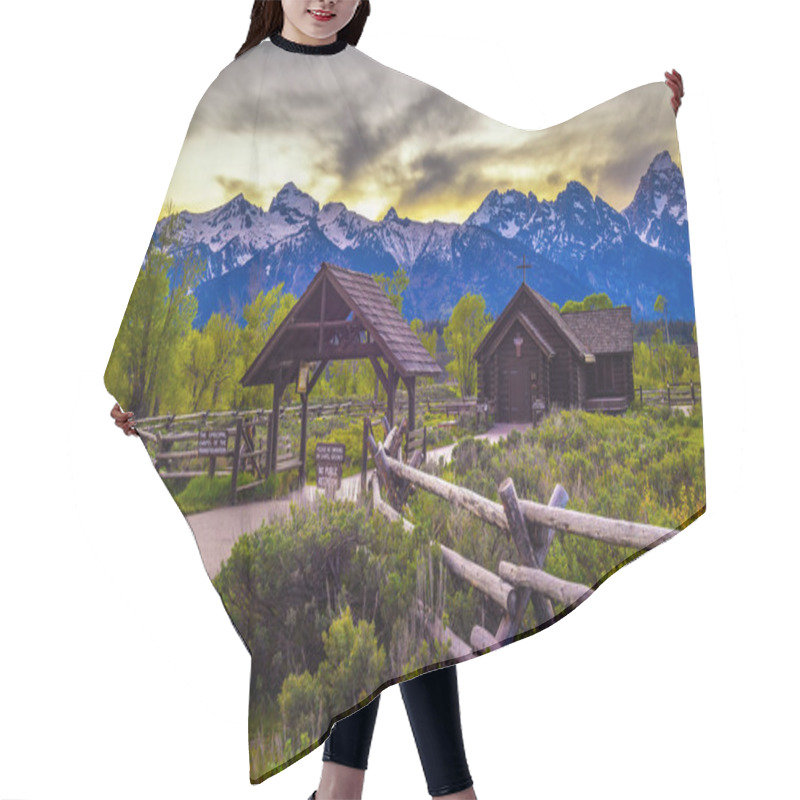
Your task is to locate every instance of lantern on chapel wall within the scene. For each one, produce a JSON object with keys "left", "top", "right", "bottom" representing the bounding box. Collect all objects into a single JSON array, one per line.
[{"left": 513, "top": 334, "right": 523, "bottom": 357}]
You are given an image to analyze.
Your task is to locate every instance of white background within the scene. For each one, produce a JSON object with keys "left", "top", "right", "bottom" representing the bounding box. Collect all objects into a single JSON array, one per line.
[{"left": 1, "top": 1, "right": 797, "bottom": 798}]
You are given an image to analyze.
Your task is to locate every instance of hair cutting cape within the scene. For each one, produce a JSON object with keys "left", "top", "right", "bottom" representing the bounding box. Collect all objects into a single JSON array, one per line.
[{"left": 104, "top": 32, "right": 705, "bottom": 784}]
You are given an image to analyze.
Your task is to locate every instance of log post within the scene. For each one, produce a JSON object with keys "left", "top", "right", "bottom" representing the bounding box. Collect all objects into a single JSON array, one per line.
[
  {"left": 386, "top": 364, "right": 400, "bottom": 429},
  {"left": 371, "top": 474, "right": 415, "bottom": 533},
  {"left": 242, "top": 422, "right": 255, "bottom": 476},
  {"left": 230, "top": 416, "right": 243, "bottom": 505},
  {"left": 406, "top": 376, "right": 417, "bottom": 434},
  {"left": 398, "top": 448, "right": 424, "bottom": 506},
  {"left": 496, "top": 479, "right": 568, "bottom": 639},
  {"left": 155, "top": 430, "right": 163, "bottom": 476},
  {"left": 367, "top": 436, "right": 402, "bottom": 511},
  {"left": 498, "top": 477, "right": 537, "bottom": 566},
  {"left": 387, "top": 417, "right": 407, "bottom": 460},
  {"left": 269, "top": 371, "right": 284, "bottom": 472},
  {"left": 264, "top": 411, "right": 273, "bottom": 485},
  {"left": 382, "top": 423, "right": 399, "bottom": 454},
  {"left": 298, "top": 391, "right": 309, "bottom": 486},
  {"left": 361, "top": 416, "right": 370, "bottom": 498}
]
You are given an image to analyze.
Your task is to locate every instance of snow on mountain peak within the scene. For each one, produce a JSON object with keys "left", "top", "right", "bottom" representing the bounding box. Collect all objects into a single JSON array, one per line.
[
  {"left": 650, "top": 150, "right": 675, "bottom": 172},
  {"left": 317, "top": 201, "right": 376, "bottom": 250},
  {"left": 467, "top": 187, "right": 536, "bottom": 234},
  {"left": 155, "top": 150, "right": 692, "bottom": 325},
  {"left": 622, "top": 150, "right": 688, "bottom": 259},
  {"left": 560, "top": 180, "right": 594, "bottom": 204},
  {"left": 268, "top": 181, "right": 320, "bottom": 220}
]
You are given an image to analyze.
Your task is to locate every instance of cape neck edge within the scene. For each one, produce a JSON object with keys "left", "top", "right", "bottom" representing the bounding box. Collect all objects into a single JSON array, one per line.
[{"left": 269, "top": 31, "right": 349, "bottom": 55}]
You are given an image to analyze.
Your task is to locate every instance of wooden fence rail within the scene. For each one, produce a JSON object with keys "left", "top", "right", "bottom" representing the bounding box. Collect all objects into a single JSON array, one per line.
[
  {"left": 366, "top": 421, "right": 675, "bottom": 660},
  {"left": 636, "top": 381, "right": 701, "bottom": 408},
  {"left": 134, "top": 392, "right": 481, "bottom": 433},
  {"left": 130, "top": 410, "right": 275, "bottom": 503}
]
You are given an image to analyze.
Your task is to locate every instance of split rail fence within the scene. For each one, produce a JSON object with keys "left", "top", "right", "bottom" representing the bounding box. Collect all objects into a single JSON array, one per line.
[
  {"left": 636, "top": 381, "right": 701, "bottom": 408},
  {"left": 276, "top": 396, "right": 488, "bottom": 425},
  {"left": 130, "top": 408, "right": 287, "bottom": 503},
  {"left": 365, "top": 420, "right": 675, "bottom": 660},
  {"left": 131, "top": 398, "right": 465, "bottom": 506}
]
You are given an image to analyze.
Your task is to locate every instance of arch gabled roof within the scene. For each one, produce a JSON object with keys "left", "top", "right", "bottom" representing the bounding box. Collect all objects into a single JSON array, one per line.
[{"left": 241, "top": 262, "right": 442, "bottom": 386}]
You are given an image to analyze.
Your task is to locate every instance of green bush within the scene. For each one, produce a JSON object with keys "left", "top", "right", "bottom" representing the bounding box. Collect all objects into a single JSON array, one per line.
[
  {"left": 218, "top": 404, "right": 705, "bottom": 776},
  {"left": 213, "top": 499, "right": 440, "bottom": 741},
  {"left": 172, "top": 471, "right": 257, "bottom": 514}
]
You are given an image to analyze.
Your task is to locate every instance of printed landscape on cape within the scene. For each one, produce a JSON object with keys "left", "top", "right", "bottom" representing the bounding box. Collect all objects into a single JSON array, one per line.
[{"left": 105, "top": 39, "right": 705, "bottom": 783}]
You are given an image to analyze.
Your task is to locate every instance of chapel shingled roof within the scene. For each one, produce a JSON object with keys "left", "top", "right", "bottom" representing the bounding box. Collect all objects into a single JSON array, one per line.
[
  {"left": 475, "top": 282, "right": 593, "bottom": 362},
  {"left": 474, "top": 282, "right": 633, "bottom": 362},
  {"left": 523, "top": 285, "right": 595, "bottom": 359},
  {"left": 561, "top": 307, "right": 634, "bottom": 354}
]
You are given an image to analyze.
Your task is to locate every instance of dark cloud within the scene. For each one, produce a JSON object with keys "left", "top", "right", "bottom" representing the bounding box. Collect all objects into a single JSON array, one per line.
[
  {"left": 188, "top": 56, "right": 264, "bottom": 138},
  {"left": 580, "top": 163, "right": 600, "bottom": 187},
  {"left": 395, "top": 143, "right": 496, "bottom": 211},
  {"left": 185, "top": 46, "right": 679, "bottom": 217},
  {"left": 322, "top": 77, "right": 484, "bottom": 190},
  {"left": 215, "top": 176, "right": 266, "bottom": 207},
  {"left": 193, "top": 48, "right": 489, "bottom": 196}
]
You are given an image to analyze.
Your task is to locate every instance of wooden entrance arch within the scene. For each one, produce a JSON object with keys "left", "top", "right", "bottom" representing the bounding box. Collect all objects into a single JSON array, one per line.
[{"left": 240, "top": 262, "right": 441, "bottom": 484}]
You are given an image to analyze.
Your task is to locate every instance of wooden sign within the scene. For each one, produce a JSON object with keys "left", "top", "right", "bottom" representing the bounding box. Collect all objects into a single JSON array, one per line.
[
  {"left": 198, "top": 429, "right": 228, "bottom": 456},
  {"left": 297, "top": 361, "right": 310, "bottom": 394},
  {"left": 315, "top": 442, "right": 346, "bottom": 491}
]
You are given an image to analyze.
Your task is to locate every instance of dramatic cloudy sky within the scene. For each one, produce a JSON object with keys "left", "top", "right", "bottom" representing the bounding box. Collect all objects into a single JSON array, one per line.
[{"left": 160, "top": 40, "right": 682, "bottom": 223}]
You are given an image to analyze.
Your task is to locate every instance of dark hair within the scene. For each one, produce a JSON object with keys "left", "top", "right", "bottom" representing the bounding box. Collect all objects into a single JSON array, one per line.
[{"left": 236, "top": 0, "right": 371, "bottom": 59}]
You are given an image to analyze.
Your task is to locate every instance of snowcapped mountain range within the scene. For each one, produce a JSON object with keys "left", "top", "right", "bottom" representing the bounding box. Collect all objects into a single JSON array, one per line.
[{"left": 154, "top": 150, "right": 694, "bottom": 327}]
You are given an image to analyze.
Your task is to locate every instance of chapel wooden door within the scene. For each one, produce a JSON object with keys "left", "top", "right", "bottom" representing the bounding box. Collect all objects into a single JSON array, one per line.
[{"left": 507, "top": 365, "right": 530, "bottom": 422}]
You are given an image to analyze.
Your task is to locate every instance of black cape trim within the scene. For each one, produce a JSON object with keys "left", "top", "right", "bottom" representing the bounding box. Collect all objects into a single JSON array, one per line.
[{"left": 269, "top": 31, "right": 348, "bottom": 55}]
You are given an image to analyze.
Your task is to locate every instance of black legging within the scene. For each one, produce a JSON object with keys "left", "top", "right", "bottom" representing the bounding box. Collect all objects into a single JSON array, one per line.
[{"left": 322, "top": 664, "right": 473, "bottom": 797}]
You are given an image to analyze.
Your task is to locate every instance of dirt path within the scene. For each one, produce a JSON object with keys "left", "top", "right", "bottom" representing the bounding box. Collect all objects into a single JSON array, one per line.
[{"left": 187, "top": 424, "right": 526, "bottom": 579}]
